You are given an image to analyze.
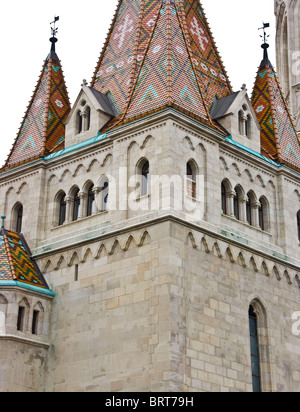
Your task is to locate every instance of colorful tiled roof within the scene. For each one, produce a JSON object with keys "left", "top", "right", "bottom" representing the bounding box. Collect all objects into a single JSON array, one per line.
[
  {"left": 91, "top": 0, "right": 232, "bottom": 130},
  {"left": 0, "top": 224, "right": 54, "bottom": 296},
  {"left": 1, "top": 38, "right": 71, "bottom": 172},
  {"left": 251, "top": 45, "right": 300, "bottom": 172}
]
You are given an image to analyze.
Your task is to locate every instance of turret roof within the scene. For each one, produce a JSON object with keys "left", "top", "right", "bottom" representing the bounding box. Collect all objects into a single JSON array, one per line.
[
  {"left": 1, "top": 36, "right": 71, "bottom": 172},
  {"left": 91, "top": 0, "right": 232, "bottom": 131},
  {"left": 251, "top": 44, "right": 300, "bottom": 172},
  {"left": 0, "top": 220, "right": 54, "bottom": 296}
]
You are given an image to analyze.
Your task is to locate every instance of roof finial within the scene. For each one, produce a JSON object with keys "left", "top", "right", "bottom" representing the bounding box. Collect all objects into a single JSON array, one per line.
[
  {"left": 1, "top": 215, "right": 6, "bottom": 230},
  {"left": 258, "top": 22, "right": 270, "bottom": 62},
  {"left": 50, "top": 16, "right": 59, "bottom": 53}
]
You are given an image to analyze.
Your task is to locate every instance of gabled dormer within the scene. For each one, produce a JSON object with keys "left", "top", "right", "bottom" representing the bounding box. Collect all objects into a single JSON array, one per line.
[
  {"left": 65, "top": 82, "right": 118, "bottom": 148},
  {"left": 210, "top": 88, "right": 261, "bottom": 153}
]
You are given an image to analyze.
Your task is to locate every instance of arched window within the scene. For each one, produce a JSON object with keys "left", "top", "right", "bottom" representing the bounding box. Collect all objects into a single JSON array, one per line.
[
  {"left": 238, "top": 110, "right": 244, "bottom": 135},
  {"left": 99, "top": 177, "right": 109, "bottom": 212},
  {"left": 16, "top": 204, "right": 23, "bottom": 233},
  {"left": 249, "top": 305, "right": 262, "bottom": 392},
  {"left": 73, "top": 189, "right": 81, "bottom": 221},
  {"left": 221, "top": 182, "right": 227, "bottom": 215},
  {"left": 245, "top": 115, "right": 251, "bottom": 138},
  {"left": 233, "top": 187, "right": 241, "bottom": 220},
  {"left": 76, "top": 110, "right": 82, "bottom": 134},
  {"left": 246, "top": 191, "right": 256, "bottom": 226},
  {"left": 86, "top": 106, "right": 91, "bottom": 131},
  {"left": 17, "top": 298, "right": 29, "bottom": 332},
  {"left": 259, "top": 197, "right": 269, "bottom": 232},
  {"left": 186, "top": 161, "right": 196, "bottom": 199},
  {"left": 139, "top": 160, "right": 149, "bottom": 197},
  {"left": 297, "top": 211, "right": 300, "bottom": 242},
  {"left": 221, "top": 179, "right": 232, "bottom": 216},
  {"left": 87, "top": 184, "right": 95, "bottom": 217},
  {"left": 58, "top": 193, "right": 66, "bottom": 226}
]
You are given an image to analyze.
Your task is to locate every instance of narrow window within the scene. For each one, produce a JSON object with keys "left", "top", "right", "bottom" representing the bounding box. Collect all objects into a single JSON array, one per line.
[
  {"left": 87, "top": 185, "right": 95, "bottom": 217},
  {"left": 238, "top": 110, "right": 244, "bottom": 135},
  {"left": 233, "top": 192, "right": 239, "bottom": 220},
  {"left": 17, "top": 306, "right": 25, "bottom": 332},
  {"left": 297, "top": 211, "right": 300, "bottom": 242},
  {"left": 16, "top": 205, "right": 23, "bottom": 233},
  {"left": 31, "top": 310, "right": 39, "bottom": 335},
  {"left": 73, "top": 189, "right": 81, "bottom": 221},
  {"left": 76, "top": 111, "right": 82, "bottom": 134},
  {"left": 259, "top": 204, "right": 264, "bottom": 231},
  {"left": 246, "top": 200, "right": 252, "bottom": 225},
  {"left": 245, "top": 115, "right": 251, "bottom": 138},
  {"left": 100, "top": 180, "right": 109, "bottom": 212},
  {"left": 86, "top": 107, "right": 91, "bottom": 131},
  {"left": 141, "top": 161, "right": 149, "bottom": 197},
  {"left": 59, "top": 194, "right": 66, "bottom": 226},
  {"left": 186, "top": 162, "right": 196, "bottom": 199},
  {"left": 75, "top": 264, "right": 79, "bottom": 282},
  {"left": 249, "top": 305, "right": 262, "bottom": 392},
  {"left": 221, "top": 182, "right": 227, "bottom": 215}
]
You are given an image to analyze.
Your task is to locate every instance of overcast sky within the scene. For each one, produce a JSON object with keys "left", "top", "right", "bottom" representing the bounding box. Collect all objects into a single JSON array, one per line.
[{"left": 0, "top": 0, "right": 275, "bottom": 166}]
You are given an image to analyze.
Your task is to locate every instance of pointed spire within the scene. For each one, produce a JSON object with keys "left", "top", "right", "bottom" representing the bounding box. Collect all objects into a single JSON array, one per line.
[
  {"left": 91, "top": 0, "right": 232, "bottom": 130},
  {"left": 1, "top": 17, "right": 71, "bottom": 172},
  {"left": 251, "top": 24, "right": 300, "bottom": 172}
]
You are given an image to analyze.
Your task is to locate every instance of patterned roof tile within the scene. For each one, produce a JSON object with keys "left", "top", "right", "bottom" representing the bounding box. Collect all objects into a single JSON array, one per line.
[
  {"left": 91, "top": 0, "right": 232, "bottom": 130},
  {"left": 252, "top": 47, "right": 300, "bottom": 172},
  {"left": 1, "top": 45, "right": 71, "bottom": 172},
  {"left": 0, "top": 227, "right": 53, "bottom": 295}
]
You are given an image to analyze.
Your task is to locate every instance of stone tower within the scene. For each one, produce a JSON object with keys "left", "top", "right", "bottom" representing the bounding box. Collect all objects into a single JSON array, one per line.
[
  {"left": 0, "top": 0, "right": 300, "bottom": 392},
  {"left": 275, "top": 0, "right": 300, "bottom": 130}
]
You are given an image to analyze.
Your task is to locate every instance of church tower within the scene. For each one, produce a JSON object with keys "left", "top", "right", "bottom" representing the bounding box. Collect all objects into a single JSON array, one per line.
[
  {"left": 275, "top": 0, "right": 300, "bottom": 130},
  {"left": 0, "top": 1, "right": 300, "bottom": 392}
]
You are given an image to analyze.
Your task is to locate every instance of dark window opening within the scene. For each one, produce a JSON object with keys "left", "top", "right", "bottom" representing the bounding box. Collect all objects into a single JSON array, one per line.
[
  {"left": 249, "top": 305, "right": 262, "bottom": 393},
  {"left": 17, "top": 306, "right": 25, "bottom": 331},
  {"left": 32, "top": 310, "right": 39, "bottom": 335}
]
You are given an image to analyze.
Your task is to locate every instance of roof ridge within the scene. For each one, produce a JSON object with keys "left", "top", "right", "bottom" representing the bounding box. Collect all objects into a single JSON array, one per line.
[
  {"left": 265, "top": 63, "right": 283, "bottom": 162},
  {"left": 175, "top": 0, "right": 213, "bottom": 124}
]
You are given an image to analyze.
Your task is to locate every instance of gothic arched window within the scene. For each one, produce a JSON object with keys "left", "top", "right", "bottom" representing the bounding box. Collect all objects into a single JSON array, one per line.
[
  {"left": 297, "top": 210, "right": 300, "bottom": 242},
  {"left": 87, "top": 184, "right": 95, "bottom": 217},
  {"left": 186, "top": 161, "right": 196, "bottom": 199},
  {"left": 76, "top": 110, "right": 82, "bottom": 134},
  {"left": 59, "top": 193, "right": 66, "bottom": 226},
  {"left": 221, "top": 182, "right": 227, "bottom": 215},
  {"left": 73, "top": 189, "right": 81, "bottom": 222},
  {"left": 139, "top": 159, "right": 149, "bottom": 197},
  {"left": 16, "top": 204, "right": 23, "bottom": 233},
  {"left": 249, "top": 305, "right": 262, "bottom": 392}
]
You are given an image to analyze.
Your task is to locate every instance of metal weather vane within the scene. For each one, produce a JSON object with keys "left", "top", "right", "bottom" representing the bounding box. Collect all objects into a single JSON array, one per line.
[
  {"left": 50, "top": 16, "right": 60, "bottom": 38},
  {"left": 258, "top": 22, "right": 270, "bottom": 45}
]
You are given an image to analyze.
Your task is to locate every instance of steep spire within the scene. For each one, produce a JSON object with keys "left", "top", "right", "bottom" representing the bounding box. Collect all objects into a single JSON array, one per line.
[
  {"left": 91, "top": 0, "right": 232, "bottom": 130},
  {"left": 1, "top": 18, "right": 71, "bottom": 172},
  {"left": 251, "top": 26, "right": 300, "bottom": 172}
]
